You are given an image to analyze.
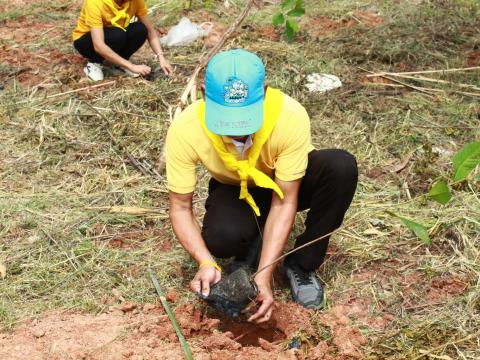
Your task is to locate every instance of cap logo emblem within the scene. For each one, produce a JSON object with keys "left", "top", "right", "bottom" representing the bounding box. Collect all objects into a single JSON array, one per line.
[{"left": 223, "top": 77, "right": 249, "bottom": 104}]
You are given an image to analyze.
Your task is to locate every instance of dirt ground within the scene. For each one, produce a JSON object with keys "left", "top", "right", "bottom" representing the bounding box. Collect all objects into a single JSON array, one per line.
[{"left": 0, "top": 251, "right": 470, "bottom": 359}]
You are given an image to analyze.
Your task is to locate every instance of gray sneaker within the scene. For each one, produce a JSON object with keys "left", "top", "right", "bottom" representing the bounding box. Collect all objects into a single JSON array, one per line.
[{"left": 284, "top": 257, "right": 324, "bottom": 309}]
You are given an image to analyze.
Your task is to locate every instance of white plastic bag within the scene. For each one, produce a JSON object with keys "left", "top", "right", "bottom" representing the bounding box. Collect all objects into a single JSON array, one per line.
[
  {"left": 160, "top": 17, "right": 213, "bottom": 47},
  {"left": 305, "top": 73, "right": 342, "bottom": 93}
]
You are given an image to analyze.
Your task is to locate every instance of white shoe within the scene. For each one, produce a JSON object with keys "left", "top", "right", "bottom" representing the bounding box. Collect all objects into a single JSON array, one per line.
[{"left": 83, "top": 62, "right": 104, "bottom": 81}]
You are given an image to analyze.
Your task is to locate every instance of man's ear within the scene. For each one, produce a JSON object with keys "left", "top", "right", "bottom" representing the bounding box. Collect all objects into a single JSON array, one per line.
[{"left": 200, "top": 83, "right": 205, "bottom": 98}]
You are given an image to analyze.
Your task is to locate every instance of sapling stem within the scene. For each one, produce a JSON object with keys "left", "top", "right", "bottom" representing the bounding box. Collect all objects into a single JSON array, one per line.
[{"left": 251, "top": 230, "right": 336, "bottom": 279}]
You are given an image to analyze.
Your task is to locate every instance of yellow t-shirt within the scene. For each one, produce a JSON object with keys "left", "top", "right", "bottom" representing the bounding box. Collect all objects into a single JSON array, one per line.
[
  {"left": 72, "top": 0, "right": 148, "bottom": 41},
  {"left": 166, "top": 88, "right": 314, "bottom": 194}
]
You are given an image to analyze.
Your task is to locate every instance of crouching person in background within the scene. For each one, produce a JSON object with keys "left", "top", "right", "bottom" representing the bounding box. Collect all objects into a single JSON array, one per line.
[{"left": 72, "top": 0, "right": 172, "bottom": 81}]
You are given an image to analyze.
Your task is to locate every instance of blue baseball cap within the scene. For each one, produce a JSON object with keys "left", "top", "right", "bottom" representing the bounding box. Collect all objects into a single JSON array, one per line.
[{"left": 205, "top": 49, "right": 265, "bottom": 136}]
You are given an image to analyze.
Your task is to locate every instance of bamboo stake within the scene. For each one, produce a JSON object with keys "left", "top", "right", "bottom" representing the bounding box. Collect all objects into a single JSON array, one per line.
[
  {"left": 149, "top": 268, "right": 194, "bottom": 360},
  {"left": 156, "top": 0, "right": 258, "bottom": 172}
]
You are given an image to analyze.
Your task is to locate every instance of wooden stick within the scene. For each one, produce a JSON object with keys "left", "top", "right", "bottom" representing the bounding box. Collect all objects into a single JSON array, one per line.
[
  {"left": 360, "top": 67, "right": 437, "bottom": 96},
  {"left": 149, "top": 269, "right": 194, "bottom": 360},
  {"left": 156, "top": 0, "right": 257, "bottom": 172},
  {"left": 386, "top": 73, "right": 480, "bottom": 91},
  {"left": 366, "top": 66, "right": 480, "bottom": 77}
]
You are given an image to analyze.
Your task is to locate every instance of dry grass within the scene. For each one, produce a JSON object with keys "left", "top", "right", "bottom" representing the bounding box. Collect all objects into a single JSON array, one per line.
[{"left": 1, "top": 0, "right": 480, "bottom": 358}]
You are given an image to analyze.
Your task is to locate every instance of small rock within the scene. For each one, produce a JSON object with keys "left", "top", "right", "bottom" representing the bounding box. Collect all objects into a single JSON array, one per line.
[
  {"left": 122, "top": 349, "right": 134, "bottom": 358},
  {"left": 119, "top": 301, "right": 137, "bottom": 313},
  {"left": 155, "top": 315, "right": 169, "bottom": 324},
  {"left": 142, "top": 303, "right": 157, "bottom": 313},
  {"left": 108, "top": 306, "right": 125, "bottom": 316},
  {"left": 166, "top": 289, "right": 177, "bottom": 303},
  {"left": 223, "top": 331, "right": 234, "bottom": 339},
  {"left": 258, "top": 338, "right": 278, "bottom": 352},
  {"left": 31, "top": 328, "right": 45, "bottom": 338}
]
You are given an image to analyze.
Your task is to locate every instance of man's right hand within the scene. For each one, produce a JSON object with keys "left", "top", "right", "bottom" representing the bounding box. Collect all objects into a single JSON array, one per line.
[
  {"left": 128, "top": 64, "right": 151, "bottom": 76},
  {"left": 190, "top": 266, "right": 221, "bottom": 297}
]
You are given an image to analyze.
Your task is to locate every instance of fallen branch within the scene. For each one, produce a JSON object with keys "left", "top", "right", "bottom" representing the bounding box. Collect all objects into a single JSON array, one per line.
[
  {"left": 382, "top": 73, "right": 480, "bottom": 91},
  {"left": 359, "top": 67, "right": 437, "bottom": 95},
  {"left": 156, "top": 0, "right": 258, "bottom": 172},
  {"left": 149, "top": 268, "right": 194, "bottom": 360}
]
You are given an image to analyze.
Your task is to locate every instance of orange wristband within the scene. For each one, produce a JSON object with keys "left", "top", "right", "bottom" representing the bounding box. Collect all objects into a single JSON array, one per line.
[{"left": 199, "top": 259, "right": 221, "bottom": 272}]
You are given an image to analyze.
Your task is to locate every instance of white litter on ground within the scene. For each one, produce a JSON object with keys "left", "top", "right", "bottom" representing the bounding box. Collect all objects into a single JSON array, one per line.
[
  {"left": 160, "top": 17, "right": 213, "bottom": 47},
  {"left": 305, "top": 73, "right": 342, "bottom": 93}
]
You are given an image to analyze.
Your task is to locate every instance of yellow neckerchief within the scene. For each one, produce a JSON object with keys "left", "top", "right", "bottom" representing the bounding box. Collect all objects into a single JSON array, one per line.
[
  {"left": 103, "top": 0, "right": 131, "bottom": 31},
  {"left": 199, "top": 87, "right": 285, "bottom": 216}
]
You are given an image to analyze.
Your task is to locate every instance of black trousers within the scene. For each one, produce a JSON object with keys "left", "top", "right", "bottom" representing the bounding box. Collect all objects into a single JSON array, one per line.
[
  {"left": 201, "top": 149, "right": 358, "bottom": 271},
  {"left": 73, "top": 22, "right": 148, "bottom": 63}
]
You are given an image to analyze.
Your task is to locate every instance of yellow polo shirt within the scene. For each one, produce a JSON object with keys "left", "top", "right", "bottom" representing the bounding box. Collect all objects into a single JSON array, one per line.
[
  {"left": 72, "top": 0, "right": 148, "bottom": 41},
  {"left": 166, "top": 88, "right": 314, "bottom": 194}
]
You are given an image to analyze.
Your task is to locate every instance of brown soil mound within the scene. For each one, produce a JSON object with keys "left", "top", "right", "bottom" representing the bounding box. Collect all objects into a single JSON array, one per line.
[{"left": 0, "top": 302, "right": 310, "bottom": 359}]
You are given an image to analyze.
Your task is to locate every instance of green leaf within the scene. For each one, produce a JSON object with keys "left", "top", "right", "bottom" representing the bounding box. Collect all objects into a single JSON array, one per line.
[
  {"left": 387, "top": 211, "right": 431, "bottom": 245},
  {"left": 272, "top": 12, "right": 285, "bottom": 26},
  {"left": 285, "top": 19, "right": 299, "bottom": 42},
  {"left": 287, "top": 0, "right": 305, "bottom": 16},
  {"left": 286, "top": 18, "right": 299, "bottom": 32},
  {"left": 453, "top": 141, "right": 480, "bottom": 182},
  {"left": 281, "top": 0, "right": 295, "bottom": 10},
  {"left": 287, "top": 7, "right": 305, "bottom": 17},
  {"left": 428, "top": 179, "right": 452, "bottom": 205}
]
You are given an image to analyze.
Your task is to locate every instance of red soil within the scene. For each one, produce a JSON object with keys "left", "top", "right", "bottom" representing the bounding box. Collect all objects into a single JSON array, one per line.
[
  {"left": 465, "top": 50, "right": 480, "bottom": 66},
  {"left": 0, "top": 18, "right": 83, "bottom": 86},
  {"left": 0, "top": 302, "right": 305, "bottom": 359},
  {"left": 307, "top": 11, "right": 384, "bottom": 39}
]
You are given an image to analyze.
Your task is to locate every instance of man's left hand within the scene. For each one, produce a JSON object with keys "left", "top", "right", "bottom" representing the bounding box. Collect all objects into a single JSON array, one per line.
[
  {"left": 157, "top": 55, "right": 173, "bottom": 76},
  {"left": 247, "top": 278, "right": 275, "bottom": 323}
]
